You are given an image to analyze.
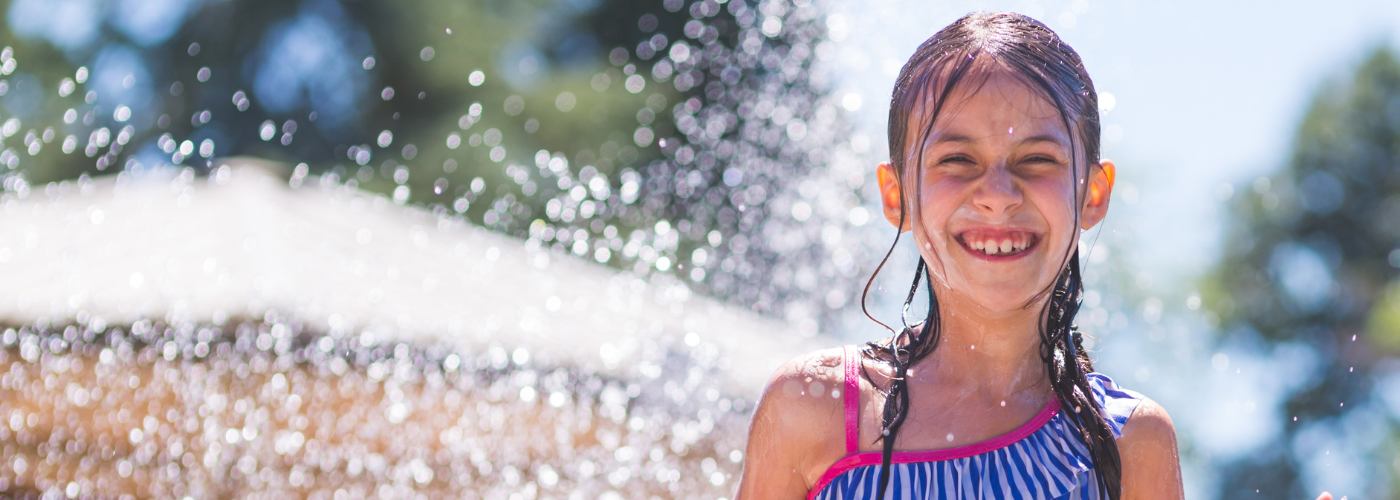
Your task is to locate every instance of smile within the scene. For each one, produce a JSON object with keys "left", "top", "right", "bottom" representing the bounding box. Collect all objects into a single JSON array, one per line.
[{"left": 956, "top": 230, "right": 1039, "bottom": 258}]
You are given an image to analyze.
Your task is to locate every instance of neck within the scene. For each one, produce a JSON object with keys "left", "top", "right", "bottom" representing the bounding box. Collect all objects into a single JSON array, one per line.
[{"left": 906, "top": 281, "right": 1052, "bottom": 405}]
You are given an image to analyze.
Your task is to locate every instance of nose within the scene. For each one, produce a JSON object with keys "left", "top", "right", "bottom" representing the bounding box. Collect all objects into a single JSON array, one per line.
[{"left": 971, "top": 164, "right": 1022, "bottom": 216}]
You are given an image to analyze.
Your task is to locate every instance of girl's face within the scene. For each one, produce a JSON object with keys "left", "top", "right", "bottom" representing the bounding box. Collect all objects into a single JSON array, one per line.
[{"left": 878, "top": 71, "right": 1114, "bottom": 314}]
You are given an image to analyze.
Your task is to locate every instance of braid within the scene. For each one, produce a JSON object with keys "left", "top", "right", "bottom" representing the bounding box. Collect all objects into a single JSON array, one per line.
[
  {"left": 860, "top": 251, "right": 1122, "bottom": 499},
  {"left": 1041, "top": 251, "right": 1122, "bottom": 499},
  {"left": 862, "top": 259, "right": 938, "bottom": 499}
]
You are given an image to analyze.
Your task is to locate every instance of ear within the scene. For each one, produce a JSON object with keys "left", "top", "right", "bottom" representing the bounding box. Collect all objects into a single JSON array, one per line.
[
  {"left": 877, "top": 162, "right": 910, "bottom": 232},
  {"left": 1081, "top": 159, "right": 1116, "bottom": 230}
]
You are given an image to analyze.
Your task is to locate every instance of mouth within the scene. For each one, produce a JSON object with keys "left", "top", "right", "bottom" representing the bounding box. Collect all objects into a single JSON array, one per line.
[{"left": 956, "top": 230, "right": 1039, "bottom": 260}]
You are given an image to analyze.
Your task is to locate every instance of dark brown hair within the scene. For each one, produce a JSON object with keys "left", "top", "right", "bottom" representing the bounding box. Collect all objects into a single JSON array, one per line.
[{"left": 858, "top": 11, "right": 1120, "bottom": 499}]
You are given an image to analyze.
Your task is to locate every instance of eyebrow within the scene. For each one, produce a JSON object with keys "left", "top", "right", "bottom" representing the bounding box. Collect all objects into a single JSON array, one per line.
[
  {"left": 927, "top": 133, "right": 975, "bottom": 145},
  {"left": 1016, "top": 134, "right": 1068, "bottom": 147}
]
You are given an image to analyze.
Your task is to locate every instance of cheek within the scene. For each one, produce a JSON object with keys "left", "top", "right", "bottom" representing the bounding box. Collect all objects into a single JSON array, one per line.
[
  {"left": 1029, "top": 186, "right": 1080, "bottom": 245},
  {"left": 913, "top": 194, "right": 964, "bottom": 245},
  {"left": 911, "top": 188, "right": 968, "bottom": 279},
  {"left": 911, "top": 176, "right": 968, "bottom": 220}
]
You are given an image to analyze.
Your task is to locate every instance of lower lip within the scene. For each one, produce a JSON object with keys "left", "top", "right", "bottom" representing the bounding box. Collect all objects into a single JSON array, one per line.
[{"left": 958, "top": 237, "right": 1038, "bottom": 262}]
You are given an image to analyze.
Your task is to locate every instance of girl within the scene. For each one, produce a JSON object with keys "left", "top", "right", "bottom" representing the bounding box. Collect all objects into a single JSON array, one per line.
[{"left": 736, "top": 12, "right": 1183, "bottom": 499}]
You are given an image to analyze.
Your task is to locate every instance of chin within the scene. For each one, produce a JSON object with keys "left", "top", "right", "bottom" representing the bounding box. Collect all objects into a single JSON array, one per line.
[{"left": 940, "top": 280, "right": 1046, "bottom": 313}]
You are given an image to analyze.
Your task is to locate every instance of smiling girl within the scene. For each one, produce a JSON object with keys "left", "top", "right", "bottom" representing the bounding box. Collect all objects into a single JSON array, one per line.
[{"left": 736, "top": 12, "right": 1184, "bottom": 499}]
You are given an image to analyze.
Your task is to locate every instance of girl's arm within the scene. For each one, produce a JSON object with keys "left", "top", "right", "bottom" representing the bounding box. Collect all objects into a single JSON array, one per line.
[
  {"left": 1118, "top": 398, "right": 1185, "bottom": 499},
  {"left": 735, "top": 351, "right": 846, "bottom": 500}
]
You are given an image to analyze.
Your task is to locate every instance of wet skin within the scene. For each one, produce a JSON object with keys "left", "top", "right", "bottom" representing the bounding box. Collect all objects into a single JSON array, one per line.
[{"left": 736, "top": 70, "right": 1184, "bottom": 499}]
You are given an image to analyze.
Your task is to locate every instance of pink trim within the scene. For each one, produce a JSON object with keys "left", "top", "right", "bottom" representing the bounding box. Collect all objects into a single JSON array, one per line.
[
  {"left": 843, "top": 345, "right": 859, "bottom": 455},
  {"left": 807, "top": 397, "right": 1062, "bottom": 500}
]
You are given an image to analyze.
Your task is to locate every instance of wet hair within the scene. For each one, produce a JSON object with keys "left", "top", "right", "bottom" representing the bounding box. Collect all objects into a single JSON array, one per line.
[{"left": 857, "top": 11, "right": 1120, "bottom": 499}]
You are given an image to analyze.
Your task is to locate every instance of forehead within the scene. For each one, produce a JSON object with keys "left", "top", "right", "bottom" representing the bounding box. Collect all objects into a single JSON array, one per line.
[{"left": 908, "top": 68, "right": 1072, "bottom": 146}]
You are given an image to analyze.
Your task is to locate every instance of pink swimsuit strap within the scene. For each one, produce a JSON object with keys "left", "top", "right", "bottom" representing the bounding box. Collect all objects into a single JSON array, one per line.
[{"left": 842, "top": 345, "right": 859, "bottom": 455}]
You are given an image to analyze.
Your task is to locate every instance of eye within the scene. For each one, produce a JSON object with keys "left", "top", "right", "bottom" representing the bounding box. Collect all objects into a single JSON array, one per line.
[
  {"left": 1018, "top": 154, "right": 1068, "bottom": 172},
  {"left": 938, "top": 154, "right": 975, "bottom": 165}
]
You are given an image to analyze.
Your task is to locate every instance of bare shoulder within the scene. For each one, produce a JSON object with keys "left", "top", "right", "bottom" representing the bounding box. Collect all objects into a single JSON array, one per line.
[
  {"left": 1117, "top": 397, "right": 1184, "bottom": 500},
  {"left": 735, "top": 347, "right": 850, "bottom": 499},
  {"left": 1121, "top": 397, "right": 1175, "bottom": 441},
  {"left": 754, "top": 346, "right": 848, "bottom": 432},
  {"left": 767, "top": 346, "right": 847, "bottom": 392}
]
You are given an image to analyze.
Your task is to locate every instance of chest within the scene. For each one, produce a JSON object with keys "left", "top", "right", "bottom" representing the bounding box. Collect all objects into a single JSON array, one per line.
[{"left": 851, "top": 378, "right": 1052, "bottom": 454}]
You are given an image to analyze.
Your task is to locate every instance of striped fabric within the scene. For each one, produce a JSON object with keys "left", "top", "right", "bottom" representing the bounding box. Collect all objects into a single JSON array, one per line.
[{"left": 811, "top": 346, "right": 1143, "bottom": 500}]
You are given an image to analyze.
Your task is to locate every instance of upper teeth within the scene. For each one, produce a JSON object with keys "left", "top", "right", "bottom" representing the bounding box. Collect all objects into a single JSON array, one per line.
[{"left": 966, "top": 234, "right": 1031, "bottom": 255}]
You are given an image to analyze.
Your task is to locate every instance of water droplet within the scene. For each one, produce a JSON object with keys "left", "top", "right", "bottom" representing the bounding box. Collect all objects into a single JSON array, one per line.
[
  {"left": 469, "top": 70, "right": 485, "bottom": 86},
  {"left": 1211, "top": 353, "right": 1229, "bottom": 372},
  {"left": 758, "top": 16, "right": 783, "bottom": 37},
  {"left": 946, "top": 433, "right": 954, "bottom": 442},
  {"left": 633, "top": 127, "right": 654, "bottom": 147},
  {"left": 420, "top": 46, "right": 435, "bottom": 61},
  {"left": 1099, "top": 92, "right": 1116, "bottom": 112},
  {"left": 625, "top": 74, "right": 646, "bottom": 93},
  {"left": 381, "top": 86, "right": 395, "bottom": 100},
  {"left": 504, "top": 95, "right": 525, "bottom": 116},
  {"left": 556, "top": 92, "right": 576, "bottom": 112},
  {"left": 196, "top": 67, "right": 211, "bottom": 82},
  {"left": 362, "top": 56, "right": 376, "bottom": 70},
  {"left": 377, "top": 130, "right": 393, "bottom": 148}
]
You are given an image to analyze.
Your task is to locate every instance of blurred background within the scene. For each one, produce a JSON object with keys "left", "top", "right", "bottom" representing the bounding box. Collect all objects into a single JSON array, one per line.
[{"left": 2, "top": 0, "right": 1400, "bottom": 497}]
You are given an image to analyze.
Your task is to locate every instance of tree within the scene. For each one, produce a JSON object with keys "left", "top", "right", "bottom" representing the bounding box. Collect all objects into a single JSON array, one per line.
[{"left": 1212, "top": 47, "right": 1400, "bottom": 497}]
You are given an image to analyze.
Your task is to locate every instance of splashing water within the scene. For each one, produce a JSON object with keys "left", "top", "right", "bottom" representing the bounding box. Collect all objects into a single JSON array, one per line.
[
  {"left": 0, "top": 0, "right": 872, "bottom": 334},
  {"left": 0, "top": 0, "right": 867, "bottom": 496},
  {"left": 0, "top": 317, "right": 752, "bottom": 498},
  {"left": 0, "top": 162, "right": 820, "bottom": 497}
]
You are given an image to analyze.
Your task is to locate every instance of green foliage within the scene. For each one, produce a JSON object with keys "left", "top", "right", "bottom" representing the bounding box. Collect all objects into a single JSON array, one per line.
[
  {"left": 0, "top": 0, "right": 679, "bottom": 209},
  {"left": 1213, "top": 47, "right": 1400, "bottom": 497}
]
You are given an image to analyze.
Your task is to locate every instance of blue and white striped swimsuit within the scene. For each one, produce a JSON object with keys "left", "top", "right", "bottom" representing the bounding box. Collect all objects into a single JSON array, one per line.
[{"left": 810, "top": 346, "right": 1144, "bottom": 500}]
